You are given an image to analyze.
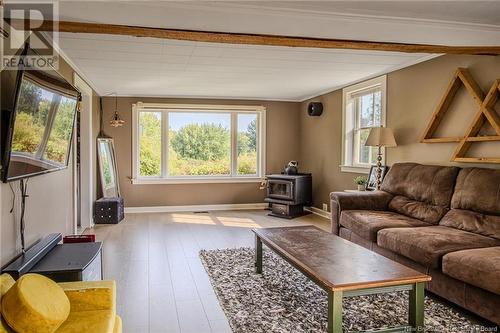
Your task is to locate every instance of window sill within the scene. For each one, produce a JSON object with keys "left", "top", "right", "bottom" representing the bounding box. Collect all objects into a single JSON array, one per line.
[
  {"left": 339, "top": 165, "right": 371, "bottom": 174},
  {"left": 131, "top": 177, "right": 264, "bottom": 185}
]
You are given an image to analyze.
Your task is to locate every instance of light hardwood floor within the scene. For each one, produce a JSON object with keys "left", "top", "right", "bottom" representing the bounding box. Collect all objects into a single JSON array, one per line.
[{"left": 92, "top": 210, "right": 330, "bottom": 333}]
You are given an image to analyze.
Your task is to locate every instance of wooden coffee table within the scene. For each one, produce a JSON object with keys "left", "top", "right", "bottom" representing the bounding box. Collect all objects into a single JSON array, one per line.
[{"left": 252, "top": 226, "right": 431, "bottom": 333}]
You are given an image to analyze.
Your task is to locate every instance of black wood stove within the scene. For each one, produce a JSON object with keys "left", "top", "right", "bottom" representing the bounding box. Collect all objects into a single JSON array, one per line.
[{"left": 265, "top": 173, "right": 312, "bottom": 219}]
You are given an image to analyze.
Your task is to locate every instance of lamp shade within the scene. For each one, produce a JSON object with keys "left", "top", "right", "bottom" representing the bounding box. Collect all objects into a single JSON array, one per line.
[{"left": 365, "top": 127, "right": 397, "bottom": 147}]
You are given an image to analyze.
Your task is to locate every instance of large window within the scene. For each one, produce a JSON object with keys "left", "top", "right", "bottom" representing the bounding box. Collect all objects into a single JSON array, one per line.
[
  {"left": 341, "top": 76, "right": 386, "bottom": 173},
  {"left": 132, "top": 103, "right": 266, "bottom": 183}
]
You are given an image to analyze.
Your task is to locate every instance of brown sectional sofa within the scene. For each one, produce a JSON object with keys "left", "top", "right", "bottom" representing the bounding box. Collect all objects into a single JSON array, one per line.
[{"left": 330, "top": 163, "right": 500, "bottom": 324}]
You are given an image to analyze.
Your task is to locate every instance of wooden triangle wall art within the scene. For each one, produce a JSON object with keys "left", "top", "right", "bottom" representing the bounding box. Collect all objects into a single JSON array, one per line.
[{"left": 421, "top": 68, "right": 500, "bottom": 163}]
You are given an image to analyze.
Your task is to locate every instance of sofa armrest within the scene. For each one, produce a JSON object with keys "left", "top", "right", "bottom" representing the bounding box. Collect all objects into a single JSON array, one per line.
[
  {"left": 330, "top": 191, "right": 393, "bottom": 235},
  {"left": 58, "top": 280, "right": 116, "bottom": 313}
]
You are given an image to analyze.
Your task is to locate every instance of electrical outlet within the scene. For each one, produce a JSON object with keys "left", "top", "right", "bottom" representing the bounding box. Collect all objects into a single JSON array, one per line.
[{"left": 322, "top": 203, "right": 328, "bottom": 212}]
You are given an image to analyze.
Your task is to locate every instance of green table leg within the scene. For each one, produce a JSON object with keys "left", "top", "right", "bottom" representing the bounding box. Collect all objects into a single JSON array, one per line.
[
  {"left": 255, "top": 236, "right": 263, "bottom": 274},
  {"left": 328, "top": 290, "right": 343, "bottom": 333},
  {"left": 409, "top": 282, "right": 425, "bottom": 332}
]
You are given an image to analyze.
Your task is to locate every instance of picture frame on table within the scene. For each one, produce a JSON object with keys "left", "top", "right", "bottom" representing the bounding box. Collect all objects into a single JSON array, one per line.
[{"left": 366, "top": 166, "right": 389, "bottom": 191}]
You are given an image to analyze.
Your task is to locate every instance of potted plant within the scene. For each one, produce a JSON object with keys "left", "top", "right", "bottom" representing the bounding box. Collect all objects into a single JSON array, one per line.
[{"left": 354, "top": 176, "right": 367, "bottom": 191}]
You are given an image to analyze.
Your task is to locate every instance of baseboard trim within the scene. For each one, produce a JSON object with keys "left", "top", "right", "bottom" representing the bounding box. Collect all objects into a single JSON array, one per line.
[
  {"left": 304, "top": 206, "right": 331, "bottom": 219},
  {"left": 124, "top": 203, "right": 268, "bottom": 214}
]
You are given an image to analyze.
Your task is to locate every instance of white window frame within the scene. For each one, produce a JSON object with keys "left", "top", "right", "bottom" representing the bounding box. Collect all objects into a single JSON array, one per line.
[
  {"left": 131, "top": 102, "right": 266, "bottom": 184},
  {"left": 340, "top": 75, "right": 387, "bottom": 174}
]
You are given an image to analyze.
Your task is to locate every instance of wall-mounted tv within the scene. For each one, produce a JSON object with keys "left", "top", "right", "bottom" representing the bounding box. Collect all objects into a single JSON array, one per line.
[{"left": 1, "top": 44, "right": 80, "bottom": 182}]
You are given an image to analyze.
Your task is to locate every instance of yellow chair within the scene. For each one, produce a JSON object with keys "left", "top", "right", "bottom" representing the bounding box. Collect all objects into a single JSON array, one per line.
[{"left": 0, "top": 273, "right": 121, "bottom": 333}]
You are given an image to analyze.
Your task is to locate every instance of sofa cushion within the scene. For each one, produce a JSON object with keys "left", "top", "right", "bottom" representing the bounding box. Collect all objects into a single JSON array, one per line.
[
  {"left": 381, "top": 163, "right": 459, "bottom": 223},
  {"left": 441, "top": 209, "right": 500, "bottom": 240},
  {"left": 451, "top": 167, "right": 500, "bottom": 216},
  {"left": 377, "top": 226, "right": 500, "bottom": 268},
  {"left": 0, "top": 275, "right": 14, "bottom": 298},
  {"left": 0, "top": 275, "right": 15, "bottom": 333},
  {"left": 442, "top": 247, "right": 500, "bottom": 295},
  {"left": 388, "top": 196, "right": 449, "bottom": 224},
  {"left": 442, "top": 168, "right": 500, "bottom": 239},
  {"left": 54, "top": 310, "right": 115, "bottom": 333},
  {"left": 1, "top": 273, "right": 70, "bottom": 333},
  {"left": 113, "top": 315, "right": 122, "bottom": 333},
  {"left": 340, "top": 210, "right": 430, "bottom": 242},
  {"left": 58, "top": 280, "right": 116, "bottom": 312}
]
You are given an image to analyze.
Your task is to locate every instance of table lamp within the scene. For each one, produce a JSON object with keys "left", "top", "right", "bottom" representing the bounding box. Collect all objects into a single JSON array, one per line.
[{"left": 365, "top": 126, "right": 397, "bottom": 190}]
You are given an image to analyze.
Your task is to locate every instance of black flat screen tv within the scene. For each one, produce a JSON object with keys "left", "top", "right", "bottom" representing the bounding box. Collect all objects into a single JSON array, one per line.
[{"left": 1, "top": 44, "right": 79, "bottom": 182}]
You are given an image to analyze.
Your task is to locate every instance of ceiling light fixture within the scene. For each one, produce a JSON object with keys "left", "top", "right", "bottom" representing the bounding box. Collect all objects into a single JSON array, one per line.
[{"left": 109, "top": 93, "right": 125, "bottom": 128}]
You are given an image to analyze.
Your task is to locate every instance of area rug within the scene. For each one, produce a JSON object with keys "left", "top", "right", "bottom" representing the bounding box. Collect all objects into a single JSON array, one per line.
[{"left": 199, "top": 247, "right": 490, "bottom": 333}]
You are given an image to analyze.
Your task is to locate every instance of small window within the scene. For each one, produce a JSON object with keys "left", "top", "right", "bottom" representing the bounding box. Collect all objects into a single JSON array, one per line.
[
  {"left": 132, "top": 103, "right": 266, "bottom": 184},
  {"left": 341, "top": 76, "right": 386, "bottom": 173}
]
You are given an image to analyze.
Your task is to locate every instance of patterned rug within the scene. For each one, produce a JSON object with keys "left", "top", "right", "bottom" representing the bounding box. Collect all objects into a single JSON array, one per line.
[{"left": 199, "top": 247, "right": 492, "bottom": 333}]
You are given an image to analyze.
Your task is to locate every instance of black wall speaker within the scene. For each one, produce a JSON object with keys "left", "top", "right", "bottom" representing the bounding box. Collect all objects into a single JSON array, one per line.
[{"left": 307, "top": 102, "right": 323, "bottom": 116}]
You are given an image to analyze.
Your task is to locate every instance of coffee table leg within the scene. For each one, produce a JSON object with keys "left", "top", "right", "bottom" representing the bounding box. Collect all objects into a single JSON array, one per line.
[
  {"left": 328, "top": 290, "right": 343, "bottom": 333},
  {"left": 409, "top": 282, "right": 425, "bottom": 332},
  {"left": 255, "top": 236, "right": 263, "bottom": 274}
]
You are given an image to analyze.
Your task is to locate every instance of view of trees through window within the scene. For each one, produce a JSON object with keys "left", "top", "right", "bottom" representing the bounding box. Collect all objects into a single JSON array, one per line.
[
  {"left": 138, "top": 110, "right": 259, "bottom": 177},
  {"left": 356, "top": 90, "right": 381, "bottom": 165},
  {"left": 12, "top": 78, "right": 76, "bottom": 165}
]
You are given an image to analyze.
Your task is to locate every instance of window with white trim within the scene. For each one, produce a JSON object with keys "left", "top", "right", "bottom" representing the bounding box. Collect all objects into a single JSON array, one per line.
[
  {"left": 132, "top": 103, "right": 266, "bottom": 184},
  {"left": 341, "top": 76, "right": 386, "bottom": 173}
]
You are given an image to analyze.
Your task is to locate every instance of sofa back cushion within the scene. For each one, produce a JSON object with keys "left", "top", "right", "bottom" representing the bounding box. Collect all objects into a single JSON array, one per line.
[
  {"left": 440, "top": 168, "right": 500, "bottom": 239},
  {"left": 441, "top": 209, "right": 500, "bottom": 240},
  {"left": 450, "top": 168, "right": 500, "bottom": 215},
  {"left": 381, "top": 163, "right": 460, "bottom": 224}
]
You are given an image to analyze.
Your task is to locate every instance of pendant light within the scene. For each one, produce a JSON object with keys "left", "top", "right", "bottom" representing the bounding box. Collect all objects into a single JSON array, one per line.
[{"left": 109, "top": 93, "right": 125, "bottom": 128}]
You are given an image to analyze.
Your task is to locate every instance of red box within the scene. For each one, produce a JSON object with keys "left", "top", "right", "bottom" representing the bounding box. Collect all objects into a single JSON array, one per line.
[{"left": 63, "top": 234, "right": 96, "bottom": 243}]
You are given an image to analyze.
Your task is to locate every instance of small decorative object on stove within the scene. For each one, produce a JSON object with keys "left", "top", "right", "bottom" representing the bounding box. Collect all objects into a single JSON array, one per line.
[
  {"left": 354, "top": 176, "right": 367, "bottom": 191},
  {"left": 284, "top": 161, "right": 299, "bottom": 175}
]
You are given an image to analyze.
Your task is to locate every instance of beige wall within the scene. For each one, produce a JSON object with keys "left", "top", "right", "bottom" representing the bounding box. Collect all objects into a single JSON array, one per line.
[
  {"left": 101, "top": 97, "right": 301, "bottom": 207},
  {"left": 0, "top": 50, "right": 99, "bottom": 266},
  {"left": 300, "top": 54, "right": 500, "bottom": 209}
]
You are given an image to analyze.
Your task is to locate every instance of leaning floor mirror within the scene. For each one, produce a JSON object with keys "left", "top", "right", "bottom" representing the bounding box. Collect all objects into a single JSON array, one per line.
[{"left": 97, "top": 138, "right": 121, "bottom": 198}]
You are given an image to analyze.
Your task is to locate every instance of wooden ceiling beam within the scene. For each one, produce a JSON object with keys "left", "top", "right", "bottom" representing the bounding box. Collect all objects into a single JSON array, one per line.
[{"left": 5, "top": 18, "right": 500, "bottom": 55}]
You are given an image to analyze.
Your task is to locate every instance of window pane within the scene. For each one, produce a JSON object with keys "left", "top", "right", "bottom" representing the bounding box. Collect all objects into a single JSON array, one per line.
[
  {"left": 168, "top": 112, "right": 230, "bottom": 176},
  {"left": 373, "top": 91, "right": 382, "bottom": 126},
  {"left": 139, "top": 111, "right": 161, "bottom": 176},
  {"left": 356, "top": 128, "right": 378, "bottom": 164},
  {"left": 237, "top": 114, "right": 258, "bottom": 175},
  {"left": 359, "top": 90, "right": 382, "bottom": 128}
]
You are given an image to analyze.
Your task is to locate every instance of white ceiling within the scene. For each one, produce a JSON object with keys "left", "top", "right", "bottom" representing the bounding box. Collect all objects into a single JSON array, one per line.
[
  {"left": 52, "top": 1, "right": 500, "bottom": 46},
  {"left": 224, "top": 1, "right": 500, "bottom": 26},
  {"left": 58, "top": 33, "right": 433, "bottom": 101},
  {"left": 46, "top": 1, "right": 500, "bottom": 100}
]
